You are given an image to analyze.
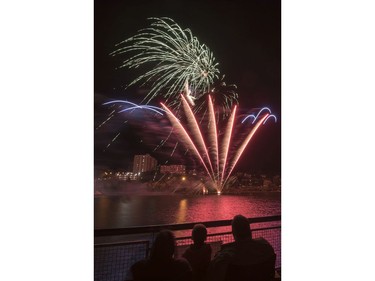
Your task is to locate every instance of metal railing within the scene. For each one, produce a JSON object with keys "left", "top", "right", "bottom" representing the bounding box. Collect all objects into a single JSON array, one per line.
[{"left": 94, "top": 215, "right": 281, "bottom": 281}]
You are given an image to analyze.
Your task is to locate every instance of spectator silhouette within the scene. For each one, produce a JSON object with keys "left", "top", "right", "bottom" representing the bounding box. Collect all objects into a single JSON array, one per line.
[
  {"left": 182, "top": 224, "right": 212, "bottom": 281},
  {"left": 207, "top": 215, "right": 276, "bottom": 281},
  {"left": 131, "top": 229, "right": 192, "bottom": 281}
]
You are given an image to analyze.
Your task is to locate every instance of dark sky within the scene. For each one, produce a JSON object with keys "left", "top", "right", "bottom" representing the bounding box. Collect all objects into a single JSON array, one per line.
[{"left": 94, "top": 0, "right": 281, "bottom": 174}]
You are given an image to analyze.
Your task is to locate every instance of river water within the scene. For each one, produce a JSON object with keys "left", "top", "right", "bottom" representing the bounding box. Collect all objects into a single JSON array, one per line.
[{"left": 94, "top": 182, "right": 281, "bottom": 229}]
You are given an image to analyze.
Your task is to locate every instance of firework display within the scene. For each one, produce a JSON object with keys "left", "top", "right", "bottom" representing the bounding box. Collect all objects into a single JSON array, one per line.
[
  {"left": 162, "top": 95, "right": 274, "bottom": 192},
  {"left": 111, "top": 17, "right": 237, "bottom": 110},
  {"left": 97, "top": 17, "right": 278, "bottom": 193}
]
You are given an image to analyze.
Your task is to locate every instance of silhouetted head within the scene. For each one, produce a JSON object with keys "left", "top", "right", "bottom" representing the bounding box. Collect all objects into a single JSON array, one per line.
[
  {"left": 192, "top": 224, "right": 207, "bottom": 245},
  {"left": 232, "top": 214, "right": 252, "bottom": 241},
  {"left": 150, "top": 230, "right": 176, "bottom": 260}
]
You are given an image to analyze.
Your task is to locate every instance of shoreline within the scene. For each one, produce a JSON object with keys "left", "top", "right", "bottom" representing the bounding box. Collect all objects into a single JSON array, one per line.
[
  {"left": 94, "top": 189, "right": 281, "bottom": 198},
  {"left": 94, "top": 180, "right": 281, "bottom": 197}
]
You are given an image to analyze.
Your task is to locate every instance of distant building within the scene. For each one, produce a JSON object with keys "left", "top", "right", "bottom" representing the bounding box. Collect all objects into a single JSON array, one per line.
[
  {"left": 133, "top": 154, "right": 157, "bottom": 177},
  {"left": 160, "top": 164, "right": 186, "bottom": 175}
]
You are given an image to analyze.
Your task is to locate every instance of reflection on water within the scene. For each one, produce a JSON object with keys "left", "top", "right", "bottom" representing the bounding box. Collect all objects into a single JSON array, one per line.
[
  {"left": 94, "top": 193, "right": 281, "bottom": 229},
  {"left": 177, "top": 199, "right": 188, "bottom": 223}
]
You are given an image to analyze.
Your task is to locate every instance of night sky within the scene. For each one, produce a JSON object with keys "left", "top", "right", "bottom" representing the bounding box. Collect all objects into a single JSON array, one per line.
[{"left": 94, "top": 0, "right": 281, "bottom": 174}]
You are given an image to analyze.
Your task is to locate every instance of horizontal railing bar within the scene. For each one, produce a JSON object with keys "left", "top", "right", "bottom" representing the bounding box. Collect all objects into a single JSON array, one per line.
[
  {"left": 252, "top": 226, "right": 281, "bottom": 232},
  {"left": 95, "top": 225, "right": 281, "bottom": 247},
  {"left": 207, "top": 231, "right": 232, "bottom": 237},
  {"left": 175, "top": 225, "right": 281, "bottom": 241},
  {"left": 251, "top": 225, "right": 281, "bottom": 232},
  {"left": 94, "top": 240, "right": 150, "bottom": 247},
  {"left": 94, "top": 215, "right": 281, "bottom": 237}
]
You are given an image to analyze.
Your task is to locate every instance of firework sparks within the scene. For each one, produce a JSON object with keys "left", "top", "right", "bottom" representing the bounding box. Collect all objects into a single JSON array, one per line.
[
  {"left": 103, "top": 100, "right": 166, "bottom": 115},
  {"left": 181, "top": 94, "right": 214, "bottom": 175},
  {"left": 111, "top": 17, "right": 237, "bottom": 111},
  {"left": 170, "top": 142, "right": 179, "bottom": 157},
  {"left": 241, "top": 107, "right": 277, "bottom": 124},
  {"left": 161, "top": 101, "right": 214, "bottom": 183},
  {"left": 95, "top": 113, "right": 115, "bottom": 130},
  {"left": 103, "top": 132, "right": 121, "bottom": 152},
  {"left": 219, "top": 105, "right": 237, "bottom": 186},
  {"left": 98, "top": 99, "right": 169, "bottom": 153},
  {"left": 111, "top": 17, "right": 219, "bottom": 104},
  {"left": 223, "top": 114, "right": 269, "bottom": 187},
  {"left": 162, "top": 95, "right": 275, "bottom": 192}
]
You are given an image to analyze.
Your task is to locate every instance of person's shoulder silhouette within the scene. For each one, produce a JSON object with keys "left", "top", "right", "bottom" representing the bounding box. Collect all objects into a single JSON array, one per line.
[
  {"left": 182, "top": 224, "right": 212, "bottom": 281},
  {"left": 131, "top": 230, "right": 192, "bottom": 281},
  {"left": 207, "top": 215, "right": 275, "bottom": 281}
]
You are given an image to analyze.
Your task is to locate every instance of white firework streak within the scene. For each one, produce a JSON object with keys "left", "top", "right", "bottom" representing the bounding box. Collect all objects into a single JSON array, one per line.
[
  {"left": 104, "top": 132, "right": 121, "bottom": 151},
  {"left": 170, "top": 141, "right": 179, "bottom": 157},
  {"left": 96, "top": 113, "right": 115, "bottom": 130}
]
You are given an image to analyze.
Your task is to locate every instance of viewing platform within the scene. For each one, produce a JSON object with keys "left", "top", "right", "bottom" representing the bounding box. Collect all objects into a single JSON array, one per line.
[{"left": 94, "top": 215, "right": 281, "bottom": 281}]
